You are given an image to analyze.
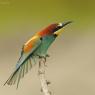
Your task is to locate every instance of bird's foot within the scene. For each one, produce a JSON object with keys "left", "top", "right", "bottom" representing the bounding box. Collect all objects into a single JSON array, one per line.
[{"left": 37, "top": 55, "right": 46, "bottom": 60}]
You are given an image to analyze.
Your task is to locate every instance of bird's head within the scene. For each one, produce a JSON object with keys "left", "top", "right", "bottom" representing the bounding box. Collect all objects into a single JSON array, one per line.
[
  {"left": 52, "top": 21, "right": 72, "bottom": 36},
  {"left": 38, "top": 21, "right": 72, "bottom": 37}
]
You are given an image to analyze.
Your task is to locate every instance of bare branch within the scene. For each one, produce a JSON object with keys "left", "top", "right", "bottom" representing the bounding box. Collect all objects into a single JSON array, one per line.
[{"left": 38, "top": 58, "right": 51, "bottom": 95}]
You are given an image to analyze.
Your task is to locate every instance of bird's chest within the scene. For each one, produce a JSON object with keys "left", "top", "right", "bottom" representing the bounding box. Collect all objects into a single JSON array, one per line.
[
  {"left": 34, "top": 35, "right": 55, "bottom": 56},
  {"left": 41, "top": 36, "right": 55, "bottom": 49}
]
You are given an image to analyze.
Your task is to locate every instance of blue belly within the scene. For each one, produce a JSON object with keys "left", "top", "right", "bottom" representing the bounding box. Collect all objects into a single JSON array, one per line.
[{"left": 34, "top": 35, "right": 55, "bottom": 56}]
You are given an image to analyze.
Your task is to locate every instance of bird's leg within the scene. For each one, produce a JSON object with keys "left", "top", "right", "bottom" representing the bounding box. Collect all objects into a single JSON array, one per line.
[
  {"left": 40, "top": 54, "right": 50, "bottom": 67},
  {"left": 38, "top": 55, "right": 47, "bottom": 67},
  {"left": 43, "top": 54, "right": 50, "bottom": 67},
  {"left": 40, "top": 57, "right": 47, "bottom": 67},
  {"left": 43, "top": 57, "right": 47, "bottom": 67}
]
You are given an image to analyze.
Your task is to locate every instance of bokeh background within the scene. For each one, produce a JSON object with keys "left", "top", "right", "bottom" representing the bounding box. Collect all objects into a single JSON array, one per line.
[{"left": 0, "top": 0, "right": 95, "bottom": 95}]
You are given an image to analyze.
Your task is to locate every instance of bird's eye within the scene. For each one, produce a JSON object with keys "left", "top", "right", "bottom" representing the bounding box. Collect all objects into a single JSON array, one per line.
[{"left": 58, "top": 23, "right": 63, "bottom": 27}]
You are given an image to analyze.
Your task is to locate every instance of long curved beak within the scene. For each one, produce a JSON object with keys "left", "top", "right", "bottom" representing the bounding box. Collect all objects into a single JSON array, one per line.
[
  {"left": 61, "top": 21, "right": 72, "bottom": 28},
  {"left": 54, "top": 21, "right": 72, "bottom": 36}
]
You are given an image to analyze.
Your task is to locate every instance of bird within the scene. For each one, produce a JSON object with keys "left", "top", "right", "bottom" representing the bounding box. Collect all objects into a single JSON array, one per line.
[{"left": 4, "top": 21, "right": 72, "bottom": 88}]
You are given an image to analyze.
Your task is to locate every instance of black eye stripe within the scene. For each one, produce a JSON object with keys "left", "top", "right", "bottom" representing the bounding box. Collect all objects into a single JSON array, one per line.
[{"left": 53, "top": 27, "right": 60, "bottom": 32}]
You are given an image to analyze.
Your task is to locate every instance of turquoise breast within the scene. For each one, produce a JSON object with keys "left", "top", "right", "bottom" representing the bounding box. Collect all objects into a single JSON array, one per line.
[{"left": 34, "top": 35, "right": 56, "bottom": 56}]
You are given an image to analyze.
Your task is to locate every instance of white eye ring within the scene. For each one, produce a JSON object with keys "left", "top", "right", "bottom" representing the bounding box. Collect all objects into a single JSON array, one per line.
[{"left": 58, "top": 23, "right": 62, "bottom": 26}]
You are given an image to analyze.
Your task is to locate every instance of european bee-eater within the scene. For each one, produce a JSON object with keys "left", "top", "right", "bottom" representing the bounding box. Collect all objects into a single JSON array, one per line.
[{"left": 4, "top": 21, "right": 72, "bottom": 88}]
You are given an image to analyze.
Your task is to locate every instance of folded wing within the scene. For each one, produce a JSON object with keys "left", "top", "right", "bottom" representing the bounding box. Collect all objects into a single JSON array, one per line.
[{"left": 4, "top": 35, "right": 42, "bottom": 88}]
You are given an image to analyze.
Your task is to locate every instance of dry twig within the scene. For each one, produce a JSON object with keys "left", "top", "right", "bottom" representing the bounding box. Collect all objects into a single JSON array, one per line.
[{"left": 38, "top": 57, "right": 51, "bottom": 95}]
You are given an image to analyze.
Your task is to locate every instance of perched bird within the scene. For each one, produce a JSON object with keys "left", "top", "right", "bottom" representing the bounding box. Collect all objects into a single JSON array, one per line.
[{"left": 4, "top": 21, "right": 72, "bottom": 88}]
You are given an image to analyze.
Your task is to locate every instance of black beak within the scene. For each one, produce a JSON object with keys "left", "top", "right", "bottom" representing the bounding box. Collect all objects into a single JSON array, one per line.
[
  {"left": 54, "top": 21, "right": 72, "bottom": 35},
  {"left": 61, "top": 21, "right": 72, "bottom": 28}
]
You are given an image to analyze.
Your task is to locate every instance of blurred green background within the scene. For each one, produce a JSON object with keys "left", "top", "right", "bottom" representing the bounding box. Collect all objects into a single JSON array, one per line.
[
  {"left": 0, "top": 0, "right": 95, "bottom": 36},
  {"left": 0, "top": 0, "right": 95, "bottom": 95}
]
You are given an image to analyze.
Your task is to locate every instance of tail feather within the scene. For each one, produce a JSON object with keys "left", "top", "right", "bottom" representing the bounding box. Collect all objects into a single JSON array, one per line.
[
  {"left": 4, "top": 55, "right": 36, "bottom": 88},
  {"left": 16, "top": 67, "right": 22, "bottom": 89}
]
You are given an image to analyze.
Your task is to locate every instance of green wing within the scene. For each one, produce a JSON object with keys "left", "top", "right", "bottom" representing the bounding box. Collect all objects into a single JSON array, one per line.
[{"left": 4, "top": 37, "right": 42, "bottom": 88}]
